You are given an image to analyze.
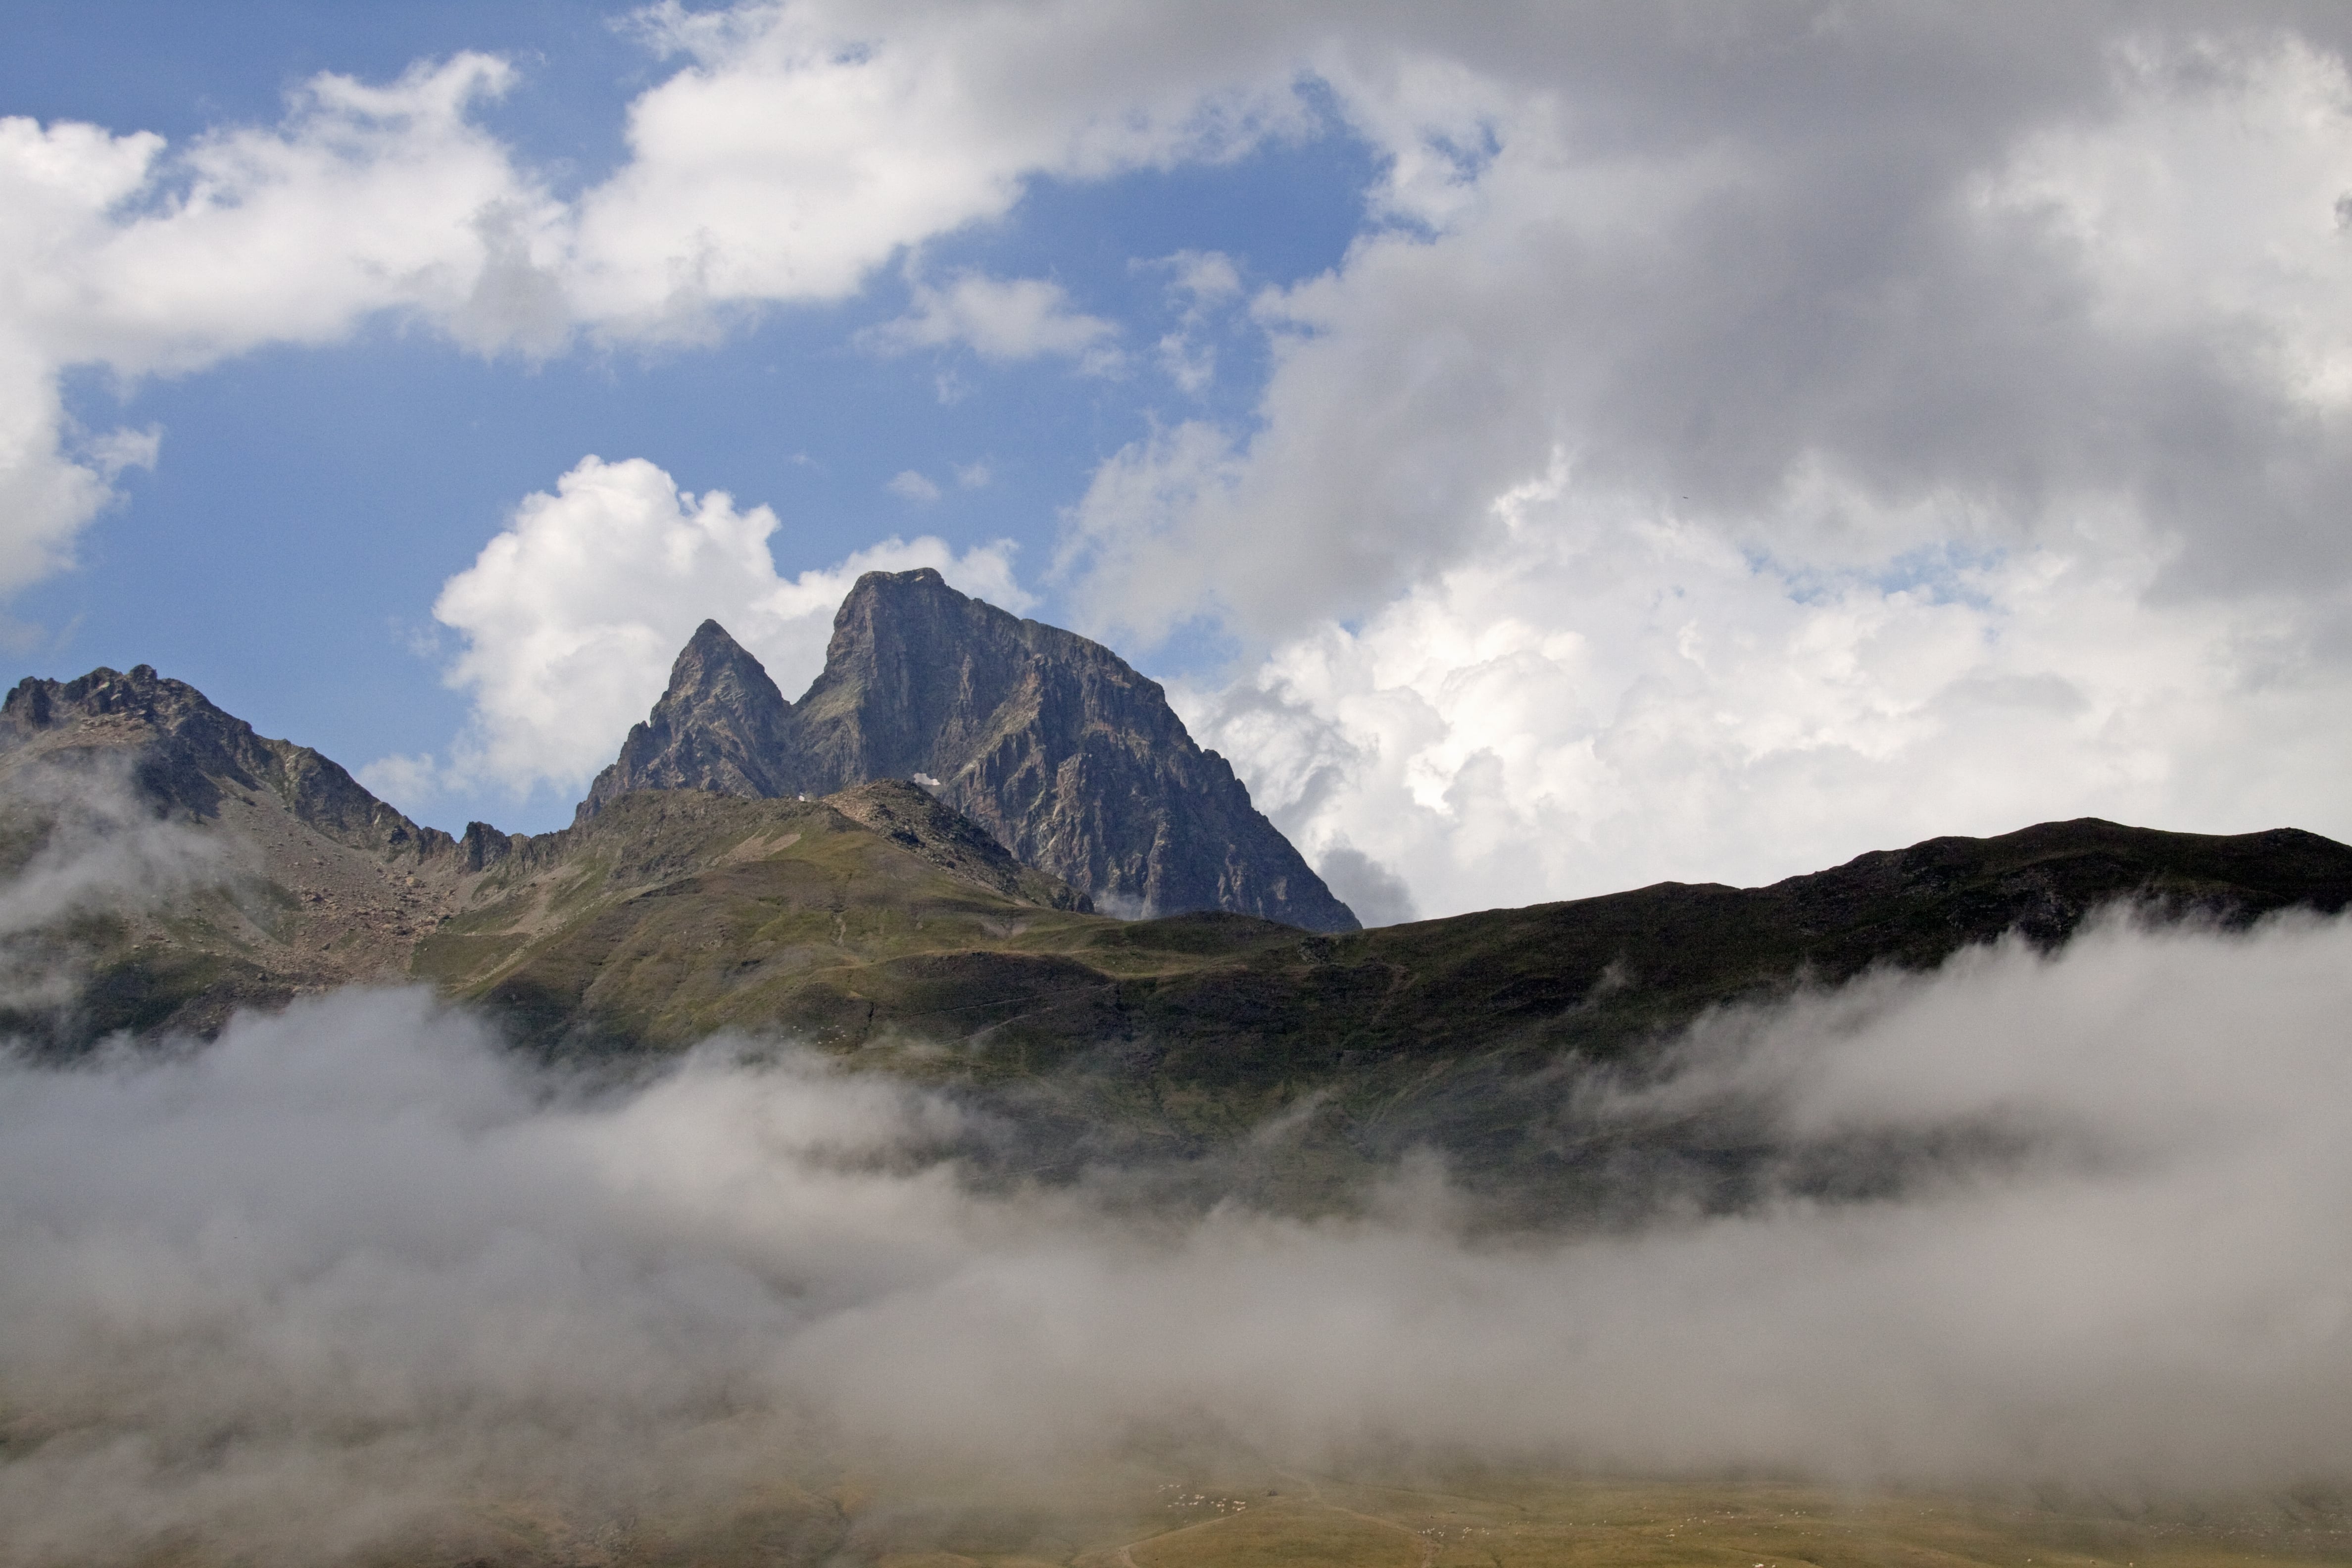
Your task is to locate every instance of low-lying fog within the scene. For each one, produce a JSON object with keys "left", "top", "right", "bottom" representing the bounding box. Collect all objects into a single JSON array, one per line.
[{"left": 4, "top": 901, "right": 2351, "bottom": 1560}]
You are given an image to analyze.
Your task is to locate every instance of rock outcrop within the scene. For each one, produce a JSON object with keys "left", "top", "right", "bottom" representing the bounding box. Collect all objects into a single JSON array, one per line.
[
  {"left": 577, "top": 570, "right": 1360, "bottom": 931},
  {"left": 822, "top": 779, "right": 1093, "bottom": 913}
]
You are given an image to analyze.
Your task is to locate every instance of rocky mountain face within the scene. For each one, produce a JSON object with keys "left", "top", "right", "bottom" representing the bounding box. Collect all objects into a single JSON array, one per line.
[
  {"left": 578, "top": 569, "right": 1360, "bottom": 931},
  {"left": 822, "top": 778, "right": 1093, "bottom": 913}
]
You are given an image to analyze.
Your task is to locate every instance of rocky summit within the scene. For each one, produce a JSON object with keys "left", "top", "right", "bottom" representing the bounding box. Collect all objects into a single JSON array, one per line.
[{"left": 578, "top": 568, "right": 1360, "bottom": 931}]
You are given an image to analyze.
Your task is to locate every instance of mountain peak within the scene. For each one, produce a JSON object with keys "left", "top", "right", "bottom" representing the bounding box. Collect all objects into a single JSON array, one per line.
[
  {"left": 573, "top": 585, "right": 1360, "bottom": 930},
  {"left": 684, "top": 615, "right": 742, "bottom": 653},
  {"left": 670, "top": 618, "right": 779, "bottom": 702},
  {"left": 575, "top": 619, "right": 793, "bottom": 824},
  {"left": 0, "top": 663, "right": 442, "bottom": 856},
  {"left": 799, "top": 572, "right": 1358, "bottom": 930}
]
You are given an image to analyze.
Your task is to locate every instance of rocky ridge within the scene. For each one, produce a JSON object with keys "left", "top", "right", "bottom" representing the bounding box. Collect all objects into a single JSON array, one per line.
[
  {"left": 0, "top": 666, "right": 1091, "bottom": 1041},
  {"left": 822, "top": 778, "right": 1094, "bottom": 913},
  {"left": 0, "top": 664, "right": 453, "bottom": 861},
  {"left": 0, "top": 665, "right": 482, "bottom": 1035}
]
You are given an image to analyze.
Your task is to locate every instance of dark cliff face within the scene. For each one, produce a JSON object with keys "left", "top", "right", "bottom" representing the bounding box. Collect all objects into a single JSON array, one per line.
[
  {"left": 577, "top": 620, "right": 794, "bottom": 824},
  {"left": 577, "top": 570, "right": 1361, "bottom": 932}
]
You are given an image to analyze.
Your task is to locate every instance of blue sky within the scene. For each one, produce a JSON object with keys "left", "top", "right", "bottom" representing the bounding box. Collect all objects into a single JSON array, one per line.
[{"left": 9, "top": 3, "right": 2352, "bottom": 919}]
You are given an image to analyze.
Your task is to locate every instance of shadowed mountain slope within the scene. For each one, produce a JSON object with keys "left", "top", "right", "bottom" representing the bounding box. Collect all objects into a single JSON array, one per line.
[
  {"left": 577, "top": 571, "right": 1360, "bottom": 931},
  {"left": 459, "top": 812, "right": 2352, "bottom": 1069},
  {"left": 1, "top": 663, "right": 452, "bottom": 861},
  {"left": 0, "top": 664, "right": 481, "bottom": 1037},
  {"left": 822, "top": 778, "right": 1094, "bottom": 913},
  {"left": 429, "top": 808, "right": 2352, "bottom": 1211}
]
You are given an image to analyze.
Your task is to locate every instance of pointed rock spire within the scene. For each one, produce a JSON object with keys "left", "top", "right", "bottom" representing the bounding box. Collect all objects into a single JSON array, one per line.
[{"left": 574, "top": 620, "right": 794, "bottom": 824}]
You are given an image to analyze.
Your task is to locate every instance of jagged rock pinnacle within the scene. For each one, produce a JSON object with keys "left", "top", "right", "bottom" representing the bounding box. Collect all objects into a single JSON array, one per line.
[{"left": 576, "top": 619, "right": 794, "bottom": 824}]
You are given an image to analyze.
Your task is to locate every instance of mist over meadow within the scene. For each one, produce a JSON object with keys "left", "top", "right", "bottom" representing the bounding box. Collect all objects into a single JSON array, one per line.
[
  {"left": 15, "top": 7, "right": 2352, "bottom": 1563},
  {"left": 2, "top": 900, "right": 2349, "bottom": 1562}
]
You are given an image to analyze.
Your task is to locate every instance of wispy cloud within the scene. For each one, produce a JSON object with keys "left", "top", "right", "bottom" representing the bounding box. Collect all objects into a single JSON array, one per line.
[
  {"left": 886, "top": 469, "right": 943, "bottom": 502},
  {"left": 863, "top": 271, "right": 1123, "bottom": 374}
]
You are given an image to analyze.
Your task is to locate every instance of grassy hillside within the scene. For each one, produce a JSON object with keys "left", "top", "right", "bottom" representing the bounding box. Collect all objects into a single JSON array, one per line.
[
  {"left": 412, "top": 787, "right": 1109, "bottom": 1053},
  {"left": 413, "top": 804, "right": 2352, "bottom": 1214},
  {"left": 446, "top": 805, "right": 2352, "bottom": 1068}
]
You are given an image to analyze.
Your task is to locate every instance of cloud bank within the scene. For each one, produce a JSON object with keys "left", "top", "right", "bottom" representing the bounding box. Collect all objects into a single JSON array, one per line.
[
  {"left": 1175, "top": 455, "right": 2352, "bottom": 916},
  {"left": 1081, "top": 13, "right": 2352, "bottom": 914},
  {"left": 4, "top": 910, "right": 2352, "bottom": 1562}
]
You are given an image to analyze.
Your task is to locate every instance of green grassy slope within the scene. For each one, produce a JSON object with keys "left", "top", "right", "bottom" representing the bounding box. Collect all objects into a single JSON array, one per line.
[
  {"left": 445, "top": 808, "right": 2352, "bottom": 1069},
  {"left": 412, "top": 789, "right": 1108, "bottom": 1052},
  {"left": 423, "top": 807, "right": 2352, "bottom": 1210}
]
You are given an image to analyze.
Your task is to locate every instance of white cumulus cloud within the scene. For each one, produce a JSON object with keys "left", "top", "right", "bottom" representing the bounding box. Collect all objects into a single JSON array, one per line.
[
  {"left": 0, "top": 55, "right": 543, "bottom": 592},
  {"left": 558, "top": 0, "right": 1312, "bottom": 342},
  {"left": 1049, "top": 17, "right": 2352, "bottom": 637}
]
